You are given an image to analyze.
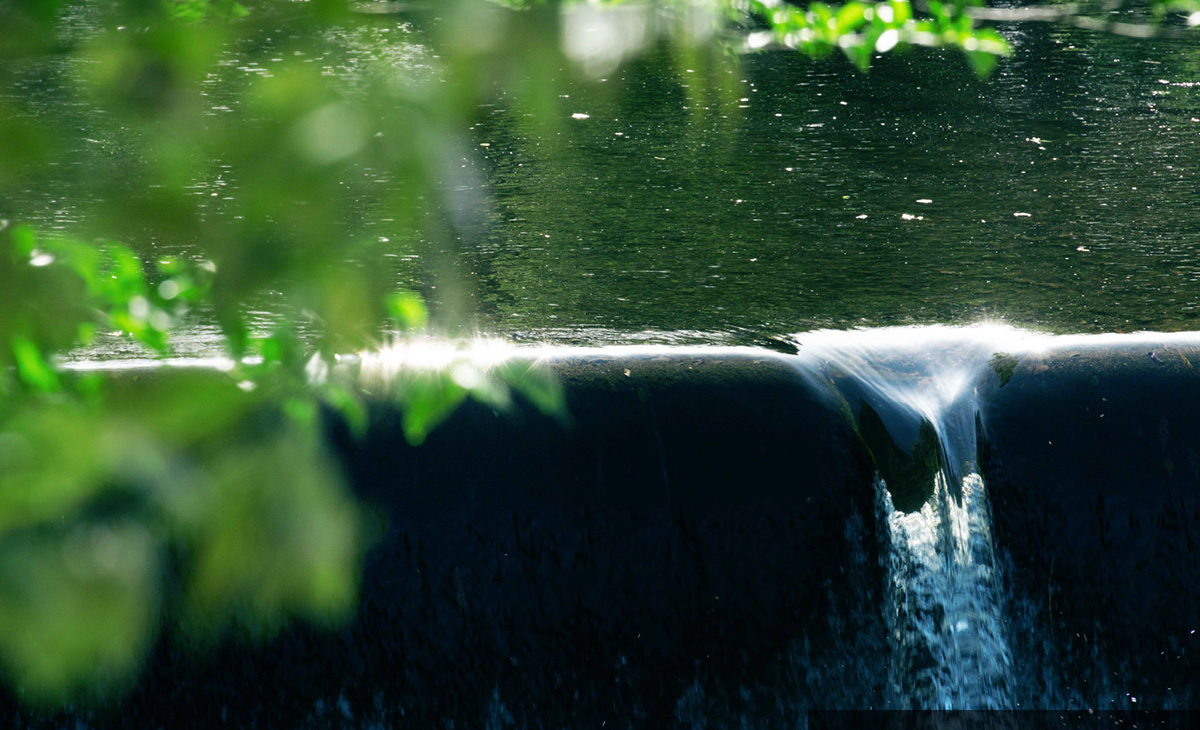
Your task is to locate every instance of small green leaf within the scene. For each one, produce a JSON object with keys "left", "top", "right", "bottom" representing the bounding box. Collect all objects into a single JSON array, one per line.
[
  {"left": 396, "top": 374, "right": 467, "bottom": 445},
  {"left": 835, "top": 2, "right": 868, "bottom": 34},
  {"left": 258, "top": 328, "right": 305, "bottom": 370},
  {"left": 219, "top": 310, "right": 249, "bottom": 359},
  {"left": 322, "top": 384, "right": 368, "bottom": 438},
  {"left": 11, "top": 336, "right": 60, "bottom": 393},
  {"left": 386, "top": 291, "right": 429, "bottom": 331},
  {"left": 495, "top": 361, "right": 565, "bottom": 421},
  {"left": 973, "top": 27, "right": 1013, "bottom": 56},
  {"left": 843, "top": 37, "right": 873, "bottom": 72},
  {"left": 10, "top": 225, "right": 36, "bottom": 257},
  {"left": 809, "top": 2, "right": 834, "bottom": 27},
  {"left": 966, "top": 49, "right": 999, "bottom": 77}
]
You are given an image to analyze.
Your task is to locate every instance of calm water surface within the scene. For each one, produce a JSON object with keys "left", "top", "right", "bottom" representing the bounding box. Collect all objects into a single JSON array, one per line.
[{"left": 5, "top": 10, "right": 1200, "bottom": 355}]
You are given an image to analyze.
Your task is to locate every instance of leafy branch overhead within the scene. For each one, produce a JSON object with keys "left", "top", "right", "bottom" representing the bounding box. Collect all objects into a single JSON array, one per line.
[{"left": 735, "top": 0, "right": 1012, "bottom": 76}]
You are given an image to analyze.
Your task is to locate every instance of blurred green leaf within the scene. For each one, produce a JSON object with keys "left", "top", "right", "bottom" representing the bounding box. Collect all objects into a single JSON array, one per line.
[
  {"left": 0, "top": 524, "right": 159, "bottom": 704},
  {"left": 10, "top": 224, "right": 36, "bottom": 257},
  {"left": 835, "top": 2, "right": 868, "bottom": 34},
  {"left": 966, "top": 47, "right": 999, "bottom": 77},
  {"left": 173, "top": 421, "right": 361, "bottom": 635},
  {"left": 386, "top": 290, "right": 430, "bottom": 331},
  {"left": 321, "top": 384, "right": 369, "bottom": 438},
  {"left": 10, "top": 337, "right": 61, "bottom": 394},
  {"left": 395, "top": 372, "right": 469, "bottom": 445},
  {"left": 104, "top": 371, "right": 252, "bottom": 444},
  {"left": 890, "top": 0, "right": 913, "bottom": 25},
  {"left": 495, "top": 360, "right": 567, "bottom": 421}
]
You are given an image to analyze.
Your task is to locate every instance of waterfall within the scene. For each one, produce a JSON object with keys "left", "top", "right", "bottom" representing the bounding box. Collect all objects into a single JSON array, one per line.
[
  {"left": 791, "top": 325, "right": 1021, "bottom": 710},
  {"left": 878, "top": 471, "right": 1012, "bottom": 709}
]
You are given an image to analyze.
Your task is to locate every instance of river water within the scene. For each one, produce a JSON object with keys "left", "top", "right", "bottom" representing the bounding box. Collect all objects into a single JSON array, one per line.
[
  {"left": 4, "top": 7, "right": 1200, "bottom": 356},
  {"left": 471, "top": 25, "right": 1200, "bottom": 342}
]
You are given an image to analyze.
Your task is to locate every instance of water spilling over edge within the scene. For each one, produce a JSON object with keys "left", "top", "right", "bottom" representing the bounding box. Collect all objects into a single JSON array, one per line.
[{"left": 59, "top": 324, "right": 1200, "bottom": 716}]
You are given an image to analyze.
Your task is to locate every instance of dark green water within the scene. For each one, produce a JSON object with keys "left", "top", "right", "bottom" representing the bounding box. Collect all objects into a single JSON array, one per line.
[
  {"left": 5, "top": 11, "right": 1200, "bottom": 353},
  {"left": 466, "top": 26, "right": 1200, "bottom": 342}
]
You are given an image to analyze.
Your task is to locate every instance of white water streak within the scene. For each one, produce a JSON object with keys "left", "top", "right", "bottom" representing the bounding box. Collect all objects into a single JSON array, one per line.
[{"left": 880, "top": 472, "right": 1012, "bottom": 709}]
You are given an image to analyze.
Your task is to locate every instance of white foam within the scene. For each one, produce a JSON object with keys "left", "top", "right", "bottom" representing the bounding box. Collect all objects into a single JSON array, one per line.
[{"left": 880, "top": 472, "right": 1012, "bottom": 709}]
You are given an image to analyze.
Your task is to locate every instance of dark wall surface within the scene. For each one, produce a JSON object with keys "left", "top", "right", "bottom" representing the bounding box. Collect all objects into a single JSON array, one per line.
[
  {"left": 17, "top": 341, "right": 1200, "bottom": 727},
  {"left": 330, "top": 351, "right": 885, "bottom": 728},
  {"left": 977, "top": 342, "right": 1200, "bottom": 708},
  {"left": 35, "top": 350, "right": 883, "bottom": 729}
]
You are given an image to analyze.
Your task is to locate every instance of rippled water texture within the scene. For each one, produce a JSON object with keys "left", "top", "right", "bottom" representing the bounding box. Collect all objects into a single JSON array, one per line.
[
  {"left": 3, "top": 8, "right": 1200, "bottom": 356},
  {"left": 468, "top": 23, "right": 1200, "bottom": 340}
]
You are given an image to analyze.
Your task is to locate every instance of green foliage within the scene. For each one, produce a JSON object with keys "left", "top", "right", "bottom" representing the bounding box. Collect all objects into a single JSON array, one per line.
[
  {"left": 165, "top": 0, "right": 250, "bottom": 22},
  {"left": 0, "top": 377, "right": 361, "bottom": 703},
  {"left": 0, "top": 223, "right": 208, "bottom": 381},
  {"left": 733, "top": 0, "right": 1011, "bottom": 73},
  {"left": 358, "top": 341, "right": 566, "bottom": 444}
]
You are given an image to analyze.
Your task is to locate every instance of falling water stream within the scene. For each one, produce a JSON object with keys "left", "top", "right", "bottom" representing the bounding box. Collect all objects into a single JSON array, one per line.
[{"left": 790, "top": 325, "right": 1026, "bottom": 710}]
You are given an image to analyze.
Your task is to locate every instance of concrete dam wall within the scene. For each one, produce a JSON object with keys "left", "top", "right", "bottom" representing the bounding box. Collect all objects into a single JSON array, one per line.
[{"left": 24, "top": 328, "right": 1200, "bottom": 727}]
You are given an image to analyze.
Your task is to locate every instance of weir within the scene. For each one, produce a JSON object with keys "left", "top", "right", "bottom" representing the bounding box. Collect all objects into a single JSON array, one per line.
[{"left": 34, "top": 326, "right": 1200, "bottom": 727}]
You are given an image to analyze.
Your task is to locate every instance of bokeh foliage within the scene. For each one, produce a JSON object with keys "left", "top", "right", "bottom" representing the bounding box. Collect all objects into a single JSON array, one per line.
[{"left": 0, "top": 0, "right": 1195, "bottom": 708}]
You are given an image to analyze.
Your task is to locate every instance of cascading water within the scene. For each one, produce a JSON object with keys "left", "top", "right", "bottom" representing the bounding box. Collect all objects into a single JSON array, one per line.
[
  {"left": 790, "top": 325, "right": 1024, "bottom": 710},
  {"left": 877, "top": 472, "right": 1011, "bottom": 709}
]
